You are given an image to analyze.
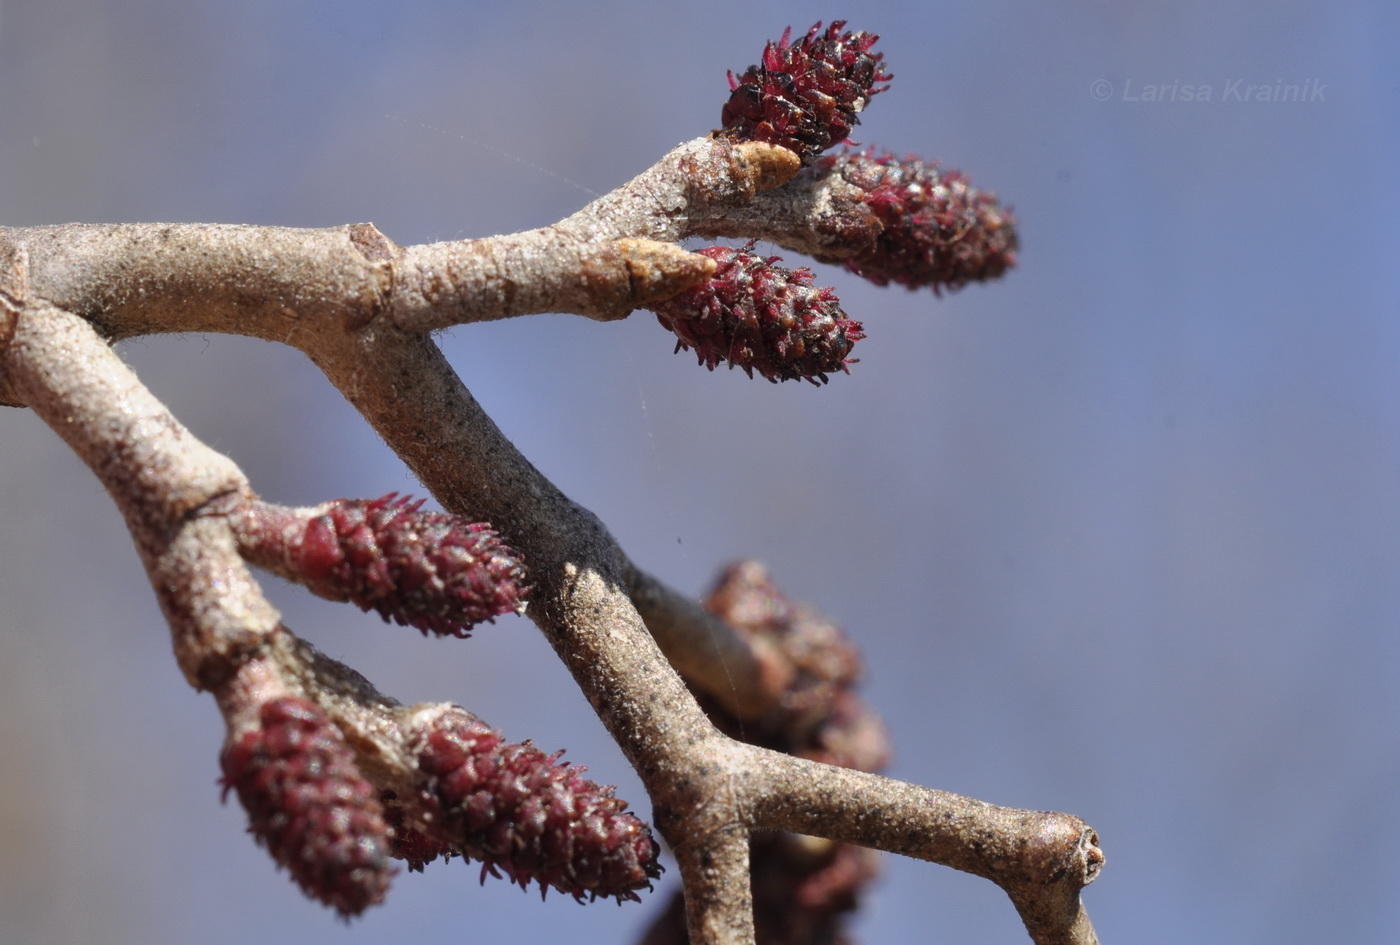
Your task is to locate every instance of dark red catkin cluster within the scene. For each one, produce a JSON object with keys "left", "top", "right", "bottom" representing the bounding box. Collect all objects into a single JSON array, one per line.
[
  {"left": 649, "top": 244, "right": 864, "bottom": 385},
  {"left": 220, "top": 697, "right": 393, "bottom": 917},
  {"left": 640, "top": 561, "right": 889, "bottom": 945},
  {"left": 404, "top": 709, "right": 662, "bottom": 902},
  {"left": 822, "top": 149, "right": 1019, "bottom": 293},
  {"left": 699, "top": 561, "right": 889, "bottom": 774},
  {"left": 721, "top": 21, "right": 891, "bottom": 163},
  {"left": 290, "top": 494, "right": 529, "bottom": 637}
]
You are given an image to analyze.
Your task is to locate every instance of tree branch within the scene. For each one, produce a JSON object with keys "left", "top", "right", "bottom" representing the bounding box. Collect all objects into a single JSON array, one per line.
[
  {"left": 745, "top": 751, "right": 1103, "bottom": 945},
  {"left": 4, "top": 298, "right": 271, "bottom": 689},
  {"left": 0, "top": 35, "right": 1092, "bottom": 941}
]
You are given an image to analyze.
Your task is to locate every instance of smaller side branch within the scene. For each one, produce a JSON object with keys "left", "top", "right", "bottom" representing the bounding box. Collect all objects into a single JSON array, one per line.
[
  {"left": 392, "top": 236, "right": 714, "bottom": 329},
  {"left": 0, "top": 137, "right": 807, "bottom": 348},
  {"left": 385, "top": 137, "right": 803, "bottom": 331},
  {"left": 684, "top": 160, "right": 882, "bottom": 261},
  {"left": 624, "top": 562, "right": 794, "bottom": 719},
  {"left": 744, "top": 750, "right": 1103, "bottom": 945}
]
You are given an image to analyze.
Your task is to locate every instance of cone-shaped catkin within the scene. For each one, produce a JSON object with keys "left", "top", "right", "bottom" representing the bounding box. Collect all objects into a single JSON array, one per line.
[
  {"left": 409, "top": 709, "right": 662, "bottom": 902},
  {"left": 721, "top": 21, "right": 891, "bottom": 163},
  {"left": 649, "top": 245, "right": 864, "bottom": 385},
  {"left": 702, "top": 561, "right": 890, "bottom": 773},
  {"left": 292, "top": 494, "right": 529, "bottom": 637},
  {"left": 823, "top": 149, "right": 1018, "bottom": 293},
  {"left": 220, "top": 697, "right": 393, "bottom": 917},
  {"left": 641, "top": 564, "right": 888, "bottom": 945}
]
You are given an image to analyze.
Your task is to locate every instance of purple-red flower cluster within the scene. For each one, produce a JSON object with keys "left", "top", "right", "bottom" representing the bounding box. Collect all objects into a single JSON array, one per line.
[
  {"left": 649, "top": 244, "right": 864, "bottom": 385},
  {"left": 721, "top": 21, "right": 891, "bottom": 163},
  {"left": 700, "top": 561, "right": 889, "bottom": 773},
  {"left": 408, "top": 709, "right": 662, "bottom": 902},
  {"left": 824, "top": 149, "right": 1019, "bottom": 293},
  {"left": 220, "top": 697, "right": 392, "bottom": 917},
  {"left": 291, "top": 494, "right": 529, "bottom": 637},
  {"left": 639, "top": 562, "right": 889, "bottom": 945}
]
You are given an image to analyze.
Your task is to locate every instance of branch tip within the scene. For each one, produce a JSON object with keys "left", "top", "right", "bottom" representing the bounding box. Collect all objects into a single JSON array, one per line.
[{"left": 821, "top": 149, "right": 1018, "bottom": 292}]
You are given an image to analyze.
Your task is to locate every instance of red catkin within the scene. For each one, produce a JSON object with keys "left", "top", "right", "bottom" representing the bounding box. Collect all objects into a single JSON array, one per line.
[
  {"left": 381, "top": 800, "right": 458, "bottom": 872},
  {"left": 219, "top": 697, "right": 393, "bottom": 917},
  {"left": 649, "top": 244, "right": 864, "bottom": 385},
  {"left": 408, "top": 709, "right": 662, "bottom": 902},
  {"left": 821, "top": 149, "right": 1019, "bottom": 293},
  {"left": 721, "top": 21, "right": 891, "bottom": 164},
  {"left": 291, "top": 494, "right": 529, "bottom": 637}
]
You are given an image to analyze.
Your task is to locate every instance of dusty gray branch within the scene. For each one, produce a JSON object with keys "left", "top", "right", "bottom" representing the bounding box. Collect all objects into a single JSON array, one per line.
[
  {"left": 685, "top": 158, "right": 884, "bottom": 261},
  {"left": 670, "top": 818, "right": 756, "bottom": 945},
  {"left": 0, "top": 139, "right": 800, "bottom": 351},
  {"left": 744, "top": 749, "right": 1103, "bottom": 945},
  {"left": 3, "top": 299, "right": 273, "bottom": 688},
  {"left": 290, "top": 314, "right": 1103, "bottom": 945}
]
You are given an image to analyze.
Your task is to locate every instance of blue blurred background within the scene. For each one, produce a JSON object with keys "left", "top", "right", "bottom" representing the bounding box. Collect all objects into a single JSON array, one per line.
[{"left": 1, "top": 2, "right": 1395, "bottom": 943}]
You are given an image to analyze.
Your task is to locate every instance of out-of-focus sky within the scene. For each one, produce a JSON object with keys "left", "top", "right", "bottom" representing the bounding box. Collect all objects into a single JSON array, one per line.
[{"left": 1, "top": 2, "right": 1395, "bottom": 943}]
